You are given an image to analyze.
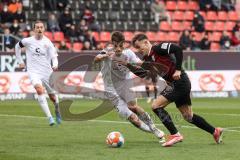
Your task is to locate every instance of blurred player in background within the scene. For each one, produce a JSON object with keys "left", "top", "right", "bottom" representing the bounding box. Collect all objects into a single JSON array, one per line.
[
  {"left": 15, "top": 20, "right": 61, "bottom": 126},
  {"left": 94, "top": 31, "right": 165, "bottom": 141},
  {"left": 116, "top": 33, "right": 223, "bottom": 147}
]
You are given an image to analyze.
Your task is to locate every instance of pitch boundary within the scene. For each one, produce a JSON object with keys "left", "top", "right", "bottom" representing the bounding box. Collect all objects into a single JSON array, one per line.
[{"left": 0, "top": 114, "right": 239, "bottom": 133}]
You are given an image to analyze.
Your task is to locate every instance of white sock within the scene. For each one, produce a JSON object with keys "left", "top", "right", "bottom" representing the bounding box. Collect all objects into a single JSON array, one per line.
[
  {"left": 37, "top": 94, "right": 52, "bottom": 118},
  {"left": 139, "top": 121, "right": 152, "bottom": 133}
]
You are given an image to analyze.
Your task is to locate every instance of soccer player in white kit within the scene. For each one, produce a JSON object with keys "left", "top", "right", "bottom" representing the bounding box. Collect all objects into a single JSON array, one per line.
[
  {"left": 94, "top": 32, "right": 165, "bottom": 140},
  {"left": 15, "top": 21, "right": 61, "bottom": 126}
]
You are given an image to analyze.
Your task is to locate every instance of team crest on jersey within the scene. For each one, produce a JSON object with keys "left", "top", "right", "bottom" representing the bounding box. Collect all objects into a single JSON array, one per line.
[
  {"left": 34, "top": 47, "right": 45, "bottom": 56},
  {"left": 35, "top": 48, "right": 40, "bottom": 53}
]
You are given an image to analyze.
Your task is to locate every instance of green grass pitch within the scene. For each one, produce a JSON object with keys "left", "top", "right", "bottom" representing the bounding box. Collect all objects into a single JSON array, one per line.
[{"left": 0, "top": 98, "right": 239, "bottom": 160}]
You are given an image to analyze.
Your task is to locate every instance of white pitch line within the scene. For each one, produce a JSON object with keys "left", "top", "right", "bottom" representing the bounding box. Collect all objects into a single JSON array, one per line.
[
  {"left": 168, "top": 112, "right": 240, "bottom": 117},
  {"left": 1, "top": 114, "right": 240, "bottom": 133},
  {"left": 198, "top": 112, "right": 240, "bottom": 117},
  {"left": 225, "top": 126, "right": 240, "bottom": 129}
]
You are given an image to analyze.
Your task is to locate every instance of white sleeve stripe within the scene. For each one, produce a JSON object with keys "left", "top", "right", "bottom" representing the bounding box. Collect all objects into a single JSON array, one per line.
[{"left": 168, "top": 43, "right": 171, "bottom": 54}]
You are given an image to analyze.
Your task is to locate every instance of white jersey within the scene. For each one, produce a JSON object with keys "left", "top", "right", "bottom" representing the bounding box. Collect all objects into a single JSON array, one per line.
[
  {"left": 20, "top": 36, "right": 57, "bottom": 78},
  {"left": 100, "top": 49, "right": 141, "bottom": 90}
]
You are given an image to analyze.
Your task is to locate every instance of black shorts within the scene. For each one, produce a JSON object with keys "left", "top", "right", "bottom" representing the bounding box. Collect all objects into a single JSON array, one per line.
[{"left": 161, "top": 72, "right": 192, "bottom": 108}]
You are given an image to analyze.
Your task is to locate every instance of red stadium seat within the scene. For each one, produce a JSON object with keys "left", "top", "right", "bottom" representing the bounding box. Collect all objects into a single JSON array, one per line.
[
  {"left": 99, "top": 42, "right": 107, "bottom": 49},
  {"left": 191, "top": 32, "right": 203, "bottom": 42},
  {"left": 184, "top": 11, "right": 194, "bottom": 21},
  {"left": 171, "top": 21, "right": 183, "bottom": 31},
  {"left": 22, "top": 31, "right": 29, "bottom": 38},
  {"left": 228, "top": 11, "right": 238, "bottom": 21},
  {"left": 209, "top": 32, "right": 222, "bottom": 42},
  {"left": 182, "top": 21, "right": 192, "bottom": 30},
  {"left": 199, "top": 11, "right": 206, "bottom": 19},
  {"left": 54, "top": 32, "right": 64, "bottom": 42},
  {"left": 66, "top": 42, "right": 71, "bottom": 49},
  {"left": 159, "top": 21, "right": 171, "bottom": 31},
  {"left": 100, "top": 32, "right": 111, "bottom": 42},
  {"left": 54, "top": 42, "right": 60, "bottom": 48},
  {"left": 167, "top": 11, "right": 173, "bottom": 20},
  {"left": 214, "top": 22, "right": 225, "bottom": 31},
  {"left": 168, "top": 32, "right": 179, "bottom": 42},
  {"left": 73, "top": 42, "right": 83, "bottom": 52},
  {"left": 177, "top": 1, "right": 187, "bottom": 10},
  {"left": 225, "top": 21, "right": 236, "bottom": 31},
  {"left": 44, "top": 32, "right": 53, "bottom": 41},
  {"left": 156, "top": 32, "right": 167, "bottom": 42},
  {"left": 206, "top": 11, "right": 218, "bottom": 21},
  {"left": 210, "top": 42, "right": 220, "bottom": 51},
  {"left": 205, "top": 21, "right": 214, "bottom": 31},
  {"left": 123, "top": 32, "right": 134, "bottom": 42},
  {"left": 134, "top": 31, "right": 145, "bottom": 36},
  {"left": 166, "top": 1, "right": 177, "bottom": 11},
  {"left": 188, "top": 1, "right": 199, "bottom": 10},
  {"left": 226, "top": 32, "right": 232, "bottom": 37},
  {"left": 218, "top": 11, "right": 228, "bottom": 21},
  {"left": 92, "top": 32, "right": 100, "bottom": 42},
  {"left": 172, "top": 11, "right": 184, "bottom": 21},
  {"left": 146, "top": 31, "right": 157, "bottom": 41}
]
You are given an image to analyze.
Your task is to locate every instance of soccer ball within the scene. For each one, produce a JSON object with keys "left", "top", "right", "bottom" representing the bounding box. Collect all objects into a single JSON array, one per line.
[{"left": 106, "top": 131, "right": 124, "bottom": 148}]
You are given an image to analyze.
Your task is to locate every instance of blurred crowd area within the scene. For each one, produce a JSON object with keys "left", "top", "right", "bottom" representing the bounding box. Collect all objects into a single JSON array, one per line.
[{"left": 0, "top": 0, "right": 240, "bottom": 52}]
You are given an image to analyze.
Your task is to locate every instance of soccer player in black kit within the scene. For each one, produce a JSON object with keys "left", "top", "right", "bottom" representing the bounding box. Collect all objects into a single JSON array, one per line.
[{"left": 115, "top": 33, "right": 224, "bottom": 147}]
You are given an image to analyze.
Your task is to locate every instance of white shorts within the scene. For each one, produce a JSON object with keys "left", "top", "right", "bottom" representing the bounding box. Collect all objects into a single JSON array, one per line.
[
  {"left": 28, "top": 73, "right": 55, "bottom": 94},
  {"left": 104, "top": 90, "right": 133, "bottom": 119},
  {"left": 113, "top": 80, "right": 136, "bottom": 103}
]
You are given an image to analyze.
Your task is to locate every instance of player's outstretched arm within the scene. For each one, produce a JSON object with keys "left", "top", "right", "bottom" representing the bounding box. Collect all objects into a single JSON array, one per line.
[
  {"left": 52, "top": 56, "right": 58, "bottom": 71},
  {"left": 94, "top": 49, "right": 114, "bottom": 62},
  {"left": 15, "top": 41, "right": 25, "bottom": 69},
  {"left": 94, "top": 53, "right": 109, "bottom": 62},
  {"left": 126, "top": 62, "right": 150, "bottom": 78}
]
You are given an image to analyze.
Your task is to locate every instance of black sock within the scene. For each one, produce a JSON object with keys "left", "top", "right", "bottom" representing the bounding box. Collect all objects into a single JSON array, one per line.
[
  {"left": 190, "top": 114, "right": 215, "bottom": 134},
  {"left": 153, "top": 108, "right": 178, "bottom": 135},
  {"left": 146, "top": 86, "right": 150, "bottom": 97},
  {"left": 154, "top": 86, "right": 157, "bottom": 99}
]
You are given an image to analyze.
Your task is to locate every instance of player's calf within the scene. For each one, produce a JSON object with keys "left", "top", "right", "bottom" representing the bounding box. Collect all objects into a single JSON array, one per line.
[
  {"left": 128, "top": 113, "right": 151, "bottom": 133},
  {"left": 138, "top": 112, "right": 165, "bottom": 140},
  {"left": 49, "top": 94, "right": 62, "bottom": 124}
]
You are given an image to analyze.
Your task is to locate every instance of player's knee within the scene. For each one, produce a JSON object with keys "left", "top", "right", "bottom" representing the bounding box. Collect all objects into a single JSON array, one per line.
[
  {"left": 128, "top": 105, "right": 138, "bottom": 113},
  {"left": 49, "top": 95, "right": 55, "bottom": 102},
  {"left": 151, "top": 100, "right": 164, "bottom": 110},
  {"left": 128, "top": 113, "right": 140, "bottom": 127},
  {"left": 35, "top": 86, "right": 44, "bottom": 95}
]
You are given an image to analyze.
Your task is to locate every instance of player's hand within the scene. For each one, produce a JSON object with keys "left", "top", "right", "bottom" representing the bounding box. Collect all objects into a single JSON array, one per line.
[
  {"left": 172, "top": 70, "right": 181, "bottom": 80},
  {"left": 18, "top": 63, "right": 25, "bottom": 69},
  {"left": 52, "top": 67, "right": 58, "bottom": 71}
]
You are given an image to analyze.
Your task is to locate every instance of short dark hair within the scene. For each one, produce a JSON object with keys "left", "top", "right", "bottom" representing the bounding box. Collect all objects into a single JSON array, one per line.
[
  {"left": 33, "top": 20, "right": 44, "bottom": 29},
  {"left": 132, "top": 34, "right": 148, "bottom": 47},
  {"left": 111, "top": 31, "right": 125, "bottom": 44}
]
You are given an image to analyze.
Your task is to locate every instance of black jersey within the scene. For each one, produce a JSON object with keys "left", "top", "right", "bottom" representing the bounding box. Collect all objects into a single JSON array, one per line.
[{"left": 144, "top": 42, "right": 183, "bottom": 82}]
